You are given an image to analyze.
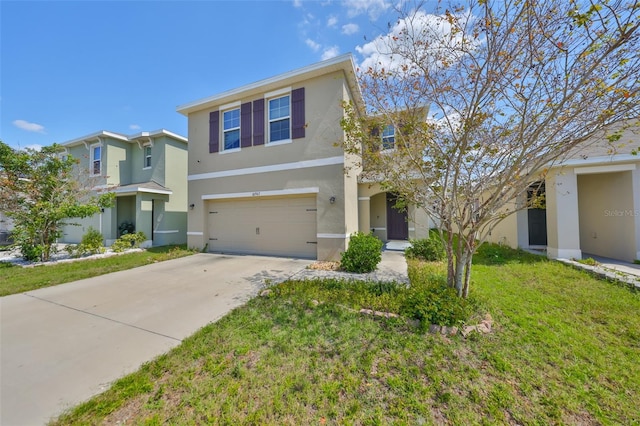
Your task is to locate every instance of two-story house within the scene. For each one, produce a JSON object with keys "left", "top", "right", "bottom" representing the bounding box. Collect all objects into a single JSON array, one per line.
[
  {"left": 59, "top": 129, "right": 188, "bottom": 247},
  {"left": 178, "top": 54, "right": 432, "bottom": 260}
]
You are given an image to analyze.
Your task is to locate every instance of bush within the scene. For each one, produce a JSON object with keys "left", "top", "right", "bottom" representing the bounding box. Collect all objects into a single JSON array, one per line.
[
  {"left": 111, "top": 231, "right": 146, "bottom": 253},
  {"left": 20, "top": 243, "right": 43, "bottom": 262},
  {"left": 79, "top": 227, "right": 105, "bottom": 255},
  {"left": 404, "top": 261, "right": 474, "bottom": 327},
  {"left": 65, "top": 227, "right": 105, "bottom": 258},
  {"left": 401, "top": 280, "right": 473, "bottom": 327},
  {"left": 118, "top": 221, "right": 135, "bottom": 236},
  {"left": 340, "top": 232, "right": 383, "bottom": 273},
  {"left": 405, "top": 235, "right": 445, "bottom": 261}
]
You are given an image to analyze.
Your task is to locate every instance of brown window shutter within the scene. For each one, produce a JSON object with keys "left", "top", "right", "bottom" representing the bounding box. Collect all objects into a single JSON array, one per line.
[
  {"left": 209, "top": 111, "right": 219, "bottom": 153},
  {"left": 291, "top": 87, "right": 305, "bottom": 139},
  {"left": 241, "top": 102, "right": 252, "bottom": 148},
  {"left": 253, "top": 99, "right": 265, "bottom": 146}
]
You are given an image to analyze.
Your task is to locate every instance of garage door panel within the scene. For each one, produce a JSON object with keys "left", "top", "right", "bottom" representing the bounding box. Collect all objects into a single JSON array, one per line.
[{"left": 208, "top": 196, "right": 317, "bottom": 259}]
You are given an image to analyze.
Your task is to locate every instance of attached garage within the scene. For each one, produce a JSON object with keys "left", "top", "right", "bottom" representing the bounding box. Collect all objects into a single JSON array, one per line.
[{"left": 207, "top": 195, "right": 318, "bottom": 259}]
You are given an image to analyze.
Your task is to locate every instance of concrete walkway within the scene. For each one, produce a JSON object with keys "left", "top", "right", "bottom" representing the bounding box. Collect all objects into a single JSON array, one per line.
[
  {"left": 0, "top": 254, "right": 313, "bottom": 426},
  {"left": 563, "top": 254, "right": 640, "bottom": 288}
]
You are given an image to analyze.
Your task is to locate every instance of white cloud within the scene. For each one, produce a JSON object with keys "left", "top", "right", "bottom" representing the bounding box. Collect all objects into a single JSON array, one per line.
[
  {"left": 305, "top": 38, "right": 321, "bottom": 52},
  {"left": 342, "top": 23, "right": 359, "bottom": 35},
  {"left": 129, "top": 124, "right": 141, "bottom": 130},
  {"left": 24, "top": 144, "right": 43, "bottom": 152},
  {"left": 327, "top": 16, "right": 338, "bottom": 27},
  {"left": 356, "top": 10, "right": 477, "bottom": 72},
  {"left": 13, "top": 119, "right": 46, "bottom": 134},
  {"left": 293, "top": 0, "right": 303, "bottom": 8},
  {"left": 342, "top": 0, "right": 391, "bottom": 19},
  {"left": 321, "top": 46, "right": 340, "bottom": 60}
]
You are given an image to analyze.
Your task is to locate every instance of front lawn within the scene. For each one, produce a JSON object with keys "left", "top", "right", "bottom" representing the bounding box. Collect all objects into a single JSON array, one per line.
[
  {"left": 53, "top": 244, "right": 640, "bottom": 424},
  {"left": 0, "top": 245, "right": 195, "bottom": 297}
]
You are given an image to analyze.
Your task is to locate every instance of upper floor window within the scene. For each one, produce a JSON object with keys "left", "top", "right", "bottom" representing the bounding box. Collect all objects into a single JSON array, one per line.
[
  {"left": 223, "top": 108, "right": 241, "bottom": 151},
  {"left": 91, "top": 145, "right": 101, "bottom": 176},
  {"left": 143, "top": 145, "right": 152, "bottom": 169},
  {"left": 381, "top": 125, "right": 395, "bottom": 150},
  {"left": 268, "top": 95, "right": 290, "bottom": 143}
]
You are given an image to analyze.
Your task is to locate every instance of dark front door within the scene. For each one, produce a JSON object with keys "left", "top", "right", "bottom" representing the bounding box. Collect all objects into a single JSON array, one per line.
[
  {"left": 386, "top": 193, "right": 408, "bottom": 240},
  {"left": 528, "top": 209, "right": 547, "bottom": 246},
  {"left": 527, "top": 181, "right": 547, "bottom": 246}
]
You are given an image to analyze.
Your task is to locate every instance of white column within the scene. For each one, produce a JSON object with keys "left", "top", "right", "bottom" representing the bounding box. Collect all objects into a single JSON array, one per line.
[{"left": 546, "top": 169, "right": 582, "bottom": 259}]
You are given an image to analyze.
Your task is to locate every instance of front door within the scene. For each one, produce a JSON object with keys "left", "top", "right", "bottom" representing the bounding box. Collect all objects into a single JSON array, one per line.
[
  {"left": 527, "top": 181, "right": 547, "bottom": 246},
  {"left": 386, "top": 193, "right": 408, "bottom": 240},
  {"left": 528, "top": 209, "right": 547, "bottom": 246}
]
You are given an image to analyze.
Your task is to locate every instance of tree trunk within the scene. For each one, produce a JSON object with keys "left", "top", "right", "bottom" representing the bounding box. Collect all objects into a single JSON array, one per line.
[{"left": 462, "top": 250, "right": 473, "bottom": 298}]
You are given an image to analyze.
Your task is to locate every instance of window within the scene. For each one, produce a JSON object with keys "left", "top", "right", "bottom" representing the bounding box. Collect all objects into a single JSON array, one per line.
[
  {"left": 268, "top": 95, "right": 290, "bottom": 143},
  {"left": 91, "top": 145, "right": 101, "bottom": 176},
  {"left": 143, "top": 145, "right": 152, "bottom": 169},
  {"left": 223, "top": 108, "right": 241, "bottom": 150},
  {"left": 382, "top": 125, "right": 395, "bottom": 150}
]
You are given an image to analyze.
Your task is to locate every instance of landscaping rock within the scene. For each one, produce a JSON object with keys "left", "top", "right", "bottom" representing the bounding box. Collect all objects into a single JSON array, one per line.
[
  {"left": 476, "top": 323, "right": 491, "bottom": 333},
  {"left": 443, "top": 326, "right": 459, "bottom": 336},
  {"left": 259, "top": 289, "right": 272, "bottom": 297},
  {"left": 359, "top": 309, "right": 399, "bottom": 319},
  {"left": 461, "top": 325, "right": 478, "bottom": 337}
]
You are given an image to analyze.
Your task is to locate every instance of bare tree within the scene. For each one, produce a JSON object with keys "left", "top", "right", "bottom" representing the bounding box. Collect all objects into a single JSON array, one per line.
[{"left": 342, "top": 0, "right": 640, "bottom": 297}]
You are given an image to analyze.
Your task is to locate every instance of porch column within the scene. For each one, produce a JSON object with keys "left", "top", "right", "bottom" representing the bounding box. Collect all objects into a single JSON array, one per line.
[
  {"left": 633, "top": 167, "right": 640, "bottom": 260},
  {"left": 358, "top": 197, "right": 370, "bottom": 234},
  {"left": 546, "top": 168, "right": 582, "bottom": 259}
]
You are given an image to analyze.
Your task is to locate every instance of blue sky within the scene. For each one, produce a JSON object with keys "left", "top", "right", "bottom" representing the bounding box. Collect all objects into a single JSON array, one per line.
[{"left": 1, "top": 0, "right": 399, "bottom": 150}]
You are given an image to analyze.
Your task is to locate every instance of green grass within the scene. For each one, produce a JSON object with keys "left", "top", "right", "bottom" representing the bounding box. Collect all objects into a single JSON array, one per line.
[
  {"left": 52, "top": 243, "right": 640, "bottom": 425},
  {"left": 0, "top": 245, "right": 195, "bottom": 297}
]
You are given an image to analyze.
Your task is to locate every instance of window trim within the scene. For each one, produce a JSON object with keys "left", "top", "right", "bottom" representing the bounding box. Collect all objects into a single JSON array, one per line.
[
  {"left": 143, "top": 144, "right": 152, "bottom": 169},
  {"left": 90, "top": 143, "right": 102, "bottom": 176},
  {"left": 267, "top": 94, "right": 291, "bottom": 145},
  {"left": 381, "top": 124, "right": 395, "bottom": 151},
  {"left": 222, "top": 107, "right": 241, "bottom": 152}
]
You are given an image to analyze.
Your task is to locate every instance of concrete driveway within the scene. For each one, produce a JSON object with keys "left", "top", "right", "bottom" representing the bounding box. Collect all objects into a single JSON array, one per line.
[{"left": 0, "top": 253, "right": 312, "bottom": 425}]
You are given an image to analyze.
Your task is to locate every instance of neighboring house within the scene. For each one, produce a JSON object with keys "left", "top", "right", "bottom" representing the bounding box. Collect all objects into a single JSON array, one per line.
[
  {"left": 487, "top": 123, "right": 640, "bottom": 263},
  {"left": 178, "top": 54, "right": 432, "bottom": 261},
  {"left": 59, "top": 129, "right": 188, "bottom": 247}
]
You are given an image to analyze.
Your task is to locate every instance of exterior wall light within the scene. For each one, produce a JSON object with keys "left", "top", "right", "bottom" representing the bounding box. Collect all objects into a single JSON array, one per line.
[
  {"left": 329, "top": 196, "right": 336, "bottom": 204},
  {"left": 189, "top": 203, "right": 195, "bottom": 210}
]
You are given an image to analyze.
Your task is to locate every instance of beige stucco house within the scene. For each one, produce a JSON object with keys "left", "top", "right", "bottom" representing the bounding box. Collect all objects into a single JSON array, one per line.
[
  {"left": 59, "top": 129, "right": 188, "bottom": 247},
  {"left": 487, "top": 124, "right": 640, "bottom": 263},
  {"left": 178, "top": 54, "right": 432, "bottom": 260}
]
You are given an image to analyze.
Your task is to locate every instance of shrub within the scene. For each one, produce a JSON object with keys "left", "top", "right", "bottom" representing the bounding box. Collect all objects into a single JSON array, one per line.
[
  {"left": 111, "top": 231, "right": 146, "bottom": 253},
  {"left": 340, "top": 232, "right": 383, "bottom": 273},
  {"left": 404, "top": 261, "right": 474, "bottom": 327},
  {"left": 79, "top": 227, "right": 105, "bottom": 255},
  {"left": 405, "top": 235, "right": 445, "bottom": 261},
  {"left": 401, "top": 280, "right": 473, "bottom": 327},
  {"left": 118, "top": 221, "right": 135, "bottom": 236},
  {"left": 20, "top": 243, "right": 43, "bottom": 262}
]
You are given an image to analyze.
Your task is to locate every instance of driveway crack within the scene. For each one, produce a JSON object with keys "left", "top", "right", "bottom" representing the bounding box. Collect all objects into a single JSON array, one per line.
[{"left": 23, "top": 293, "right": 182, "bottom": 342}]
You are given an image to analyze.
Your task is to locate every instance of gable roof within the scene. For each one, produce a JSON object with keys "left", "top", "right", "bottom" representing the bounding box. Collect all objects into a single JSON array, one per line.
[
  {"left": 176, "top": 53, "right": 364, "bottom": 116},
  {"left": 61, "top": 129, "right": 187, "bottom": 148}
]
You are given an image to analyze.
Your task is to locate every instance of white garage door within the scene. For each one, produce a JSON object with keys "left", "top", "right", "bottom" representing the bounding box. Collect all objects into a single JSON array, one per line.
[{"left": 208, "top": 196, "right": 317, "bottom": 259}]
